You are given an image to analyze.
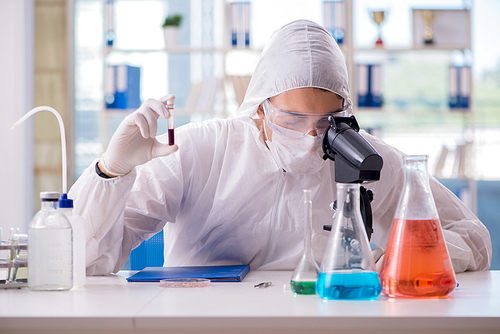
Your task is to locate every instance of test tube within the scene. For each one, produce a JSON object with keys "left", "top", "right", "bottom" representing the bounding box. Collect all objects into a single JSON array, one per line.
[
  {"left": 167, "top": 100, "right": 174, "bottom": 145},
  {"left": 7, "top": 228, "right": 19, "bottom": 283}
]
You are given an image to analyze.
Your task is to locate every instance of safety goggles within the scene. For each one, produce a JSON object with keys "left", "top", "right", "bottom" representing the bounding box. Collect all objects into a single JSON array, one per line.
[{"left": 262, "top": 99, "right": 346, "bottom": 138}]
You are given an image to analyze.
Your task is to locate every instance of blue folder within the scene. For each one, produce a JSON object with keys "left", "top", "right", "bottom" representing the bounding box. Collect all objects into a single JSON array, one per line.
[{"left": 126, "top": 264, "right": 250, "bottom": 282}]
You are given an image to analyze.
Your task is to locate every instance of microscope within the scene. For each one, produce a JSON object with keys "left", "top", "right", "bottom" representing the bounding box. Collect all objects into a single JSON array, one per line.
[{"left": 321, "top": 115, "right": 383, "bottom": 241}]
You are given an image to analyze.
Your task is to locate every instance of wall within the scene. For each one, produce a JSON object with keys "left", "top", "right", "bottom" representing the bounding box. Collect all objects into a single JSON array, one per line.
[
  {"left": 0, "top": 0, "right": 73, "bottom": 235},
  {"left": 34, "top": 0, "right": 73, "bottom": 210},
  {"left": 0, "top": 0, "right": 35, "bottom": 234}
]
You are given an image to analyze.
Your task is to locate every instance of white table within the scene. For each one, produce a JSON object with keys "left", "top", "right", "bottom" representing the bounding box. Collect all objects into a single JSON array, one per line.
[{"left": 1, "top": 270, "right": 499, "bottom": 334}]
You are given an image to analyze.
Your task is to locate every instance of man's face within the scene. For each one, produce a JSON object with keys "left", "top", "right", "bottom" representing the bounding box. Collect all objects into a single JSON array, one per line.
[{"left": 258, "top": 88, "right": 345, "bottom": 141}]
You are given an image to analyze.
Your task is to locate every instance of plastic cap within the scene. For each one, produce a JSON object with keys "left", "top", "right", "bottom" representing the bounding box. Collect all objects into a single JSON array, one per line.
[
  {"left": 59, "top": 193, "right": 74, "bottom": 208},
  {"left": 40, "top": 191, "right": 60, "bottom": 200}
]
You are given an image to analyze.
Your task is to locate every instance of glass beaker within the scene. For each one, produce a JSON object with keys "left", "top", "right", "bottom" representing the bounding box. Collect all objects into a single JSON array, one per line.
[
  {"left": 316, "top": 183, "right": 381, "bottom": 300},
  {"left": 379, "top": 155, "right": 456, "bottom": 298},
  {"left": 290, "top": 189, "right": 320, "bottom": 294}
]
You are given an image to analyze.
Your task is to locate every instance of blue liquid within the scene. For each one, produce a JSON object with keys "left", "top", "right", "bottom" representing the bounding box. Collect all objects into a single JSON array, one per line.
[{"left": 316, "top": 271, "right": 382, "bottom": 300}]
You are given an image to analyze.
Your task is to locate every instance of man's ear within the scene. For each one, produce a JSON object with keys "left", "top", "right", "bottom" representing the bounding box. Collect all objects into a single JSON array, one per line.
[{"left": 257, "top": 104, "right": 265, "bottom": 120}]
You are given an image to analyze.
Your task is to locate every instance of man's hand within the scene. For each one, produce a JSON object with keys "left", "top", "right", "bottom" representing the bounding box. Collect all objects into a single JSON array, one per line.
[{"left": 99, "top": 95, "right": 179, "bottom": 177}]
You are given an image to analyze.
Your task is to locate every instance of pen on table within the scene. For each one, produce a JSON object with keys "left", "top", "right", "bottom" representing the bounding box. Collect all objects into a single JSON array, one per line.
[{"left": 254, "top": 281, "right": 272, "bottom": 288}]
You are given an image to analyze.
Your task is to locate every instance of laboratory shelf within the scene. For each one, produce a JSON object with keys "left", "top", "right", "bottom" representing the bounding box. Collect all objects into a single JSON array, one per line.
[
  {"left": 353, "top": 45, "right": 471, "bottom": 53},
  {"left": 105, "top": 46, "right": 225, "bottom": 54}
]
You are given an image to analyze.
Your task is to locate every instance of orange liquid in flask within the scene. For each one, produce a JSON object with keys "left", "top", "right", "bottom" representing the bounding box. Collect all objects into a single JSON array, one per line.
[{"left": 379, "top": 218, "right": 456, "bottom": 298}]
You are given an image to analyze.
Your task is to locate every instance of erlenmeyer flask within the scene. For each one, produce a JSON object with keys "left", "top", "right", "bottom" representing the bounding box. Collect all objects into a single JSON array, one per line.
[
  {"left": 379, "top": 155, "right": 456, "bottom": 298},
  {"left": 290, "top": 189, "right": 320, "bottom": 294},
  {"left": 316, "top": 183, "right": 381, "bottom": 300}
]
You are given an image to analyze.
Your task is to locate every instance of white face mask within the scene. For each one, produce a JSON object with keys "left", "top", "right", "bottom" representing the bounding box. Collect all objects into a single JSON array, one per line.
[{"left": 264, "top": 121, "right": 326, "bottom": 175}]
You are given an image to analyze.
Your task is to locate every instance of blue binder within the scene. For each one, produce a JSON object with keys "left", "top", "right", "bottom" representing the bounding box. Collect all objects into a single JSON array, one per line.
[
  {"left": 126, "top": 264, "right": 250, "bottom": 282},
  {"left": 106, "top": 65, "right": 141, "bottom": 110}
]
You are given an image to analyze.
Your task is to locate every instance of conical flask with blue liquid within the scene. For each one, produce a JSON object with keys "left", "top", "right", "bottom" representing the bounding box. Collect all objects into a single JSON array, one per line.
[{"left": 316, "top": 183, "right": 381, "bottom": 300}]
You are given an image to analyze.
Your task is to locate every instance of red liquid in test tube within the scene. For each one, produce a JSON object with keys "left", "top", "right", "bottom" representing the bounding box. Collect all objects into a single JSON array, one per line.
[{"left": 167, "top": 101, "right": 174, "bottom": 145}]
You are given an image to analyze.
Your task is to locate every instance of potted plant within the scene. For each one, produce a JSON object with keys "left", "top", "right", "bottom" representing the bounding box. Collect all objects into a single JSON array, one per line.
[{"left": 162, "top": 14, "right": 183, "bottom": 47}]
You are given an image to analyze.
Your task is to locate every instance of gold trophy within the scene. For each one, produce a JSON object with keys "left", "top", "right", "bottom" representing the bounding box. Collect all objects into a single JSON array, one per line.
[
  {"left": 370, "top": 10, "right": 386, "bottom": 46},
  {"left": 423, "top": 10, "right": 434, "bottom": 45}
]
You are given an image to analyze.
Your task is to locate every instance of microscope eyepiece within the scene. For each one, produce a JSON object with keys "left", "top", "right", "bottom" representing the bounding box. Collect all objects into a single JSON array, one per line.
[{"left": 322, "top": 116, "right": 383, "bottom": 184}]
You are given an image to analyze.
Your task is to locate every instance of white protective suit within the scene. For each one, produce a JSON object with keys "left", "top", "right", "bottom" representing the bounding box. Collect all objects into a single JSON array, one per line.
[{"left": 69, "top": 20, "right": 491, "bottom": 275}]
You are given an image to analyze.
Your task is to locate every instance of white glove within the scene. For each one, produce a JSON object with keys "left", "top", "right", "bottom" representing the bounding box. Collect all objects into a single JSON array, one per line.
[{"left": 99, "top": 95, "right": 179, "bottom": 176}]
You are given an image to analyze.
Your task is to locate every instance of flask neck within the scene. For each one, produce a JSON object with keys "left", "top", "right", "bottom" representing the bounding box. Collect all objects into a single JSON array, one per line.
[
  {"left": 403, "top": 155, "right": 431, "bottom": 190},
  {"left": 397, "top": 155, "right": 438, "bottom": 220},
  {"left": 303, "top": 190, "right": 313, "bottom": 254},
  {"left": 336, "top": 183, "right": 361, "bottom": 215}
]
